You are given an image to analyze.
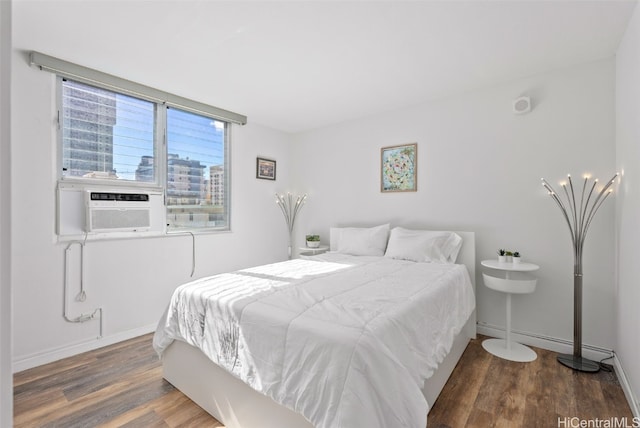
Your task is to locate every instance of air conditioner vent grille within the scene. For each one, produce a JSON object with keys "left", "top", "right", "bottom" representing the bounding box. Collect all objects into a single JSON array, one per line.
[{"left": 90, "top": 208, "right": 150, "bottom": 231}]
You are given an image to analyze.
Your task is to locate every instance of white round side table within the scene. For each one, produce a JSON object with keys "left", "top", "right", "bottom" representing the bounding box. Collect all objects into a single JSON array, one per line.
[{"left": 481, "top": 259, "right": 539, "bottom": 362}]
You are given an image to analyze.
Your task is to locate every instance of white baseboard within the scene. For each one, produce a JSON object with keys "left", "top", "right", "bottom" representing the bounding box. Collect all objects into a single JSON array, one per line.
[
  {"left": 614, "top": 353, "right": 640, "bottom": 418},
  {"left": 476, "top": 322, "right": 612, "bottom": 362},
  {"left": 12, "top": 323, "right": 157, "bottom": 373}
]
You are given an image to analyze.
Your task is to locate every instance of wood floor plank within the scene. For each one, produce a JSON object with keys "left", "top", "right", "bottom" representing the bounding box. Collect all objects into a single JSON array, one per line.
[
  {"left": 12, "top": 353, "right": 97, "bottom": 388},
  {"left": 157, "top": 392, "right": 224, "bottom": 428},
  {"left": 464, "top": 407, "right": 498, "bottom": 428},
  {"left": 12, "top": 390, "right": 68, "bottom": 428},
  {"left": 17, "top": 365, "right": 169, "bottom": 428},
  {"left": 14, "top": 333, "right": 634, "bottom": 427},
  {"left": 63, "top": 341, "right": 160, "bottom": 401},
  {"left": 427, "top": 336, "right": 492, "bottom": 427},
  {"left": 521, "top": 345, "right": 557, "bottom": 427},
  {"left": 473, "top": 357, "right": 528, "bottom": 422},
  {"left": 38, "top": 375, "right": 174, "bottom": 428},
  {"left": 97, "top": 406, "right": 161, "bottom": 428},
  {"left": 117, "top": 410, "right": 169, "bottom": 428}
]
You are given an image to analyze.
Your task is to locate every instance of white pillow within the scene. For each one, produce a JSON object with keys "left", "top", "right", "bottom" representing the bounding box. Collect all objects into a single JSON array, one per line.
[
  {"left": 331, "top": 224, "right": 390, "bottom": 256},
  {"left": 384, "top": 227, "right": 462, "bottom": 263}
]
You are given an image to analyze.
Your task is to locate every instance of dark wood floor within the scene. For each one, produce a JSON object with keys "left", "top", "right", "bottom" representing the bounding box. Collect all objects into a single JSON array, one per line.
[
  {"left": 14, "top": 334, "right": 633, "bottom": 427},
  {"left": 428, "top": 337, "right": 633, "bottom": 427}
]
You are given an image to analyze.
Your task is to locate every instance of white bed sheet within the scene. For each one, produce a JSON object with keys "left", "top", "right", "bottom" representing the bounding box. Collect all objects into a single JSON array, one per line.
[{"left": 153, "top": 253, "right": 475, "bottom": 428}]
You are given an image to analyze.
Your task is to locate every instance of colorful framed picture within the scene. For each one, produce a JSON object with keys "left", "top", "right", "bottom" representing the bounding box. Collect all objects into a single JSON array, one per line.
[
  {"left": 256, "top": 157, "right": 276, "bottom": 180},
  {"left": 381, "top": 143, "right": 417, "bottom": 192}
]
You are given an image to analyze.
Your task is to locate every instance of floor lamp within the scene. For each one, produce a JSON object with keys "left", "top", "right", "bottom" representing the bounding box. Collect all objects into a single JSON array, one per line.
[
  {"left": 541, "top": 173, "right": 618, "bottom": 372},
  {"left": 275, "top": 192, "right": 307, "bottom": 259}
]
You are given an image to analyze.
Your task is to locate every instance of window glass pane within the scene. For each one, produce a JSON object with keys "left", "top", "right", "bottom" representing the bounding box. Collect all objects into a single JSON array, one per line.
[
  {"left": 166, "top": 107, "right": 228, "bottom": 230},
  {"left": 61, "top": 79, "right": 155, "bottom": 182}
]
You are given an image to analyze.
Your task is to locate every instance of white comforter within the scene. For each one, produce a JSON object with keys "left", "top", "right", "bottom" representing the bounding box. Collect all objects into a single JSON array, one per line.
[{"left": 153, "top": 253, "right": 475, "bottom": 428}]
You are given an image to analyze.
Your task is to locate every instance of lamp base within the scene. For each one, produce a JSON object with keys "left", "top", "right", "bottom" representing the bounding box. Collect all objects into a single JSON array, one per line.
[{"left": 557, "top": 353, "right": 600, "bottom": 372}]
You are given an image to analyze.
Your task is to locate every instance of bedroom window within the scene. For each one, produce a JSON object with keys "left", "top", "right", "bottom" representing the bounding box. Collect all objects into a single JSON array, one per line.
[
  {"left": 50, "top": 73, "right": 243, "bottom": 232},
  {"left": 56, "top": 77, "right": 234, "bottom": 232},
  {"left": 61, "top": 79, "right": 156, "bottom": 183},
  {"left": 166, "top": 108, "right": 229, "bottom": 231},
  {"left": 35, "top": 51, "right": 245, "bottom": 234}
]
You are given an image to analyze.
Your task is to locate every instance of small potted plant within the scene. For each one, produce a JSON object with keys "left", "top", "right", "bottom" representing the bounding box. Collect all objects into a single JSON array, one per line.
[
  {"left": 306, "top": 234, "right": 320, "bottom": 248},
  {"left": 497, "top": 249, "right": 506, "bottom": 263},
  {"left": 505, "top": 250, "right": 513, "bottom": 263},
  {"left": 512, "top": 251, "right": 521, "bottom": 264}
]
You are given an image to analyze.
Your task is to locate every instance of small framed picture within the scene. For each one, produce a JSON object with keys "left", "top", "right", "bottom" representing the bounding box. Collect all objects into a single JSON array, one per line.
[
  {"left": 256, "top": 157, "right": 276, "bottom": 180},
  {"left": 381, "top": 143, "right": 417, "bottom": 192}
]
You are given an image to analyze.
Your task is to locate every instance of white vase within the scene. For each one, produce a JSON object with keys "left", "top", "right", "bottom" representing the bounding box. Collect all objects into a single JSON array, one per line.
[
  {"left": 498, "top": 255, "right": 506, "bottom": 263},
  {"left": 307, "top": 241, "right": 320, "bottom": 248},
  {"left": 513, "top": 257, "right": 521, "bottom": 264}
]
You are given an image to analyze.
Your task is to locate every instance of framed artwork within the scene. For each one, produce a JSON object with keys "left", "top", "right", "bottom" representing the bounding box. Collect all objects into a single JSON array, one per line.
[
  {"left": 381, "top": 143, "right": 417, "bottom": 192},
  {"left": 256, "top": 157, "right": 276, "bottom": 180}
]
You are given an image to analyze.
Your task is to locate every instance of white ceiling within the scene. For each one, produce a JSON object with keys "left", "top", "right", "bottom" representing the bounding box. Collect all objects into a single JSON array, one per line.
[{"left": 13, "top": 0, "right": 638, "bottom": 133}]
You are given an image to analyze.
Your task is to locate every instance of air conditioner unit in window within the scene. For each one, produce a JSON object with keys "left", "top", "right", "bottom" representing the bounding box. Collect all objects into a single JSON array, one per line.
[{"left": 85, "top": 191, "right": 151, "bottom": 233}]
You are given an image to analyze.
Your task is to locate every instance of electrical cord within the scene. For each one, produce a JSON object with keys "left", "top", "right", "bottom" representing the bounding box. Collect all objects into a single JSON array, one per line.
[
  {"left": 75, "top": 232, "right": 89, "bottom": 302},
  {"left": 63, "top": 241, "right": 103, "bottom": 339},
  {"left": 599, "top": 355, "right": 614, "bottom": 372}
]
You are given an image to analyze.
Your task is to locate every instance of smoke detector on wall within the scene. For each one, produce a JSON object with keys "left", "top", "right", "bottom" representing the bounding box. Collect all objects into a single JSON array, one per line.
[{"left": 513, "top": 96, "right": 531, "bottom": 115}]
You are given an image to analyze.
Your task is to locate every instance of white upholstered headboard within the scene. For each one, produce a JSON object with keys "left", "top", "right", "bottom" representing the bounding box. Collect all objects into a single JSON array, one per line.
[{"left": 454, "top": 231, "right": 475, "bottom": 288}]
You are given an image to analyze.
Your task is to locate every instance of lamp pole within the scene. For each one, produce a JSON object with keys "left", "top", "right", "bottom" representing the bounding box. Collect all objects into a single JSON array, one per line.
[{"left": 541, "top": 173, "right": 617, "bottom": 372}]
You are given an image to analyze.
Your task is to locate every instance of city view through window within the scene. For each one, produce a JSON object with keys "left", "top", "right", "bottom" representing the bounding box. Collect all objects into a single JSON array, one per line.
[
  {"left": 166, "top": 108, "right": 227, "bottom": 229},
  {"left": 61, "top": 79, "right": 228, "bottom": 230}
]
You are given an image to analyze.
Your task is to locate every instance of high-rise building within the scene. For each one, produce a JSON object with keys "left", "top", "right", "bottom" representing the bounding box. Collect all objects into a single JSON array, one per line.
[
  {"left": 210, "top": 165, "right": 224, "bottom": 206},
  {"left": 61, "top": 81, "right": 117, "bottom": 178},
  {"left": 135, "top": 156, "right": 154, "bottom": 182},
  {"left": 166, "top": 154, "right": 206, "bottom": 205}
]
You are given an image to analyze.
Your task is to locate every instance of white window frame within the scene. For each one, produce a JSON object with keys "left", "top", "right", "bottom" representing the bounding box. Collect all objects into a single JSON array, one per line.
[
  {"left": 34, "top": 51, "right": 245, "bottom": 234},
  {"left": 56, "top": 77, "right": 164, "bottom": 189}
]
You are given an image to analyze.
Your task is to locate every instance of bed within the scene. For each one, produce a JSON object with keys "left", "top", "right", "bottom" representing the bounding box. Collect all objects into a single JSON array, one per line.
[{"left": 153, "top": 226, "right": 476, "bottom": 428}]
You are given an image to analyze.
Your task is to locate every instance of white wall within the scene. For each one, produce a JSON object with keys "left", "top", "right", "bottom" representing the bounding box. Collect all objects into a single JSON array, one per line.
[
  {"left": 292, "top": 60, "right": 617, "bottom": 354},
  {"left": 10, "top": 50, "right": 294, "bottom": 370},
  {"left": 0, "top": 0, "right": 12, "bottom": 425},
  {"left": 615, "top": 3, "right": 640, "bottom": 414}
]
